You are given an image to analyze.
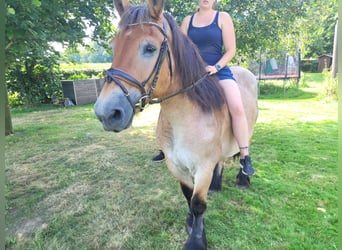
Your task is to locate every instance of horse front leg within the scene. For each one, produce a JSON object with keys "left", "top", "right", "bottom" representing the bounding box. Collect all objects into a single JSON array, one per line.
[
  {"left": 181, "top": 170, "right": 212, "bottom": 250},
  {"left": 209, "top": 161, "right": 224, "bottom": 194},
  {"left": 185, "top": 193, "right": 207, "bottom": 250}
]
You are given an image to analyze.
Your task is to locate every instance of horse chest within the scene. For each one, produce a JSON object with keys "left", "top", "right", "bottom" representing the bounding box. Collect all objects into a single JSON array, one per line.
[
  {"left": 168, "top": 130, "right": 215, "bottom": 176},
  {"left": 159, "top": 105, "right": 223, "bottom": 176},
  {"left": 169, "top": 146, "right": 198, "bottom": 176}
]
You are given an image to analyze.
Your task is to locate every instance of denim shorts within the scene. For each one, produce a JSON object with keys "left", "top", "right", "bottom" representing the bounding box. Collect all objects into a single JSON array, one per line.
[{"left": 216, "top": 66, "right": 236, "bottom": 81}]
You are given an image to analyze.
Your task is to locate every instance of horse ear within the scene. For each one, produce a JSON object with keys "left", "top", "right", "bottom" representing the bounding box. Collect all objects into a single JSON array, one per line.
[
  {"left": 148, "top": 0, "right": 164, "bottom": 21},
  {"left": 114, "top": 0, "right": 129, "bottom": 17}
]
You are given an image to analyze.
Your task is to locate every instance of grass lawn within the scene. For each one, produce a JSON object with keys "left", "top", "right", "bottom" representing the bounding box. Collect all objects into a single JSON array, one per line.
[{"left": 5, "top": 73, "right": 338, "bottom": 249}]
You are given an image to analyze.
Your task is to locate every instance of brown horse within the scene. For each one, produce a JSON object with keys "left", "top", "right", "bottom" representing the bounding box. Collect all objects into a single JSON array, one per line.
[{"left": 94, "top": 0, "right": 258, "bottom": 249}]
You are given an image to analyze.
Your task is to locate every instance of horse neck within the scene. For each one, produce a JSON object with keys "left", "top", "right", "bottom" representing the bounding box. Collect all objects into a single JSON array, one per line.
[
  {"left": 159, "top": 94, "right": 227, "bottom": 127},
  {"left": 159, "top": 95, "right": 193, "bottom": 117}
]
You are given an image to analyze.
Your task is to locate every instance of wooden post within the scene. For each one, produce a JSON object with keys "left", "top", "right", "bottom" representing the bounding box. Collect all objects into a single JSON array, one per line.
[{"left": 331, "top": 17, "right": 338, "bottom": 78}]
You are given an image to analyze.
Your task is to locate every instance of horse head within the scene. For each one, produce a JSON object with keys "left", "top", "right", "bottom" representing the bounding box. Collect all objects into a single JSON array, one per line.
[{"left": 94, "top": 0, "right": 174, "bottom": 132}]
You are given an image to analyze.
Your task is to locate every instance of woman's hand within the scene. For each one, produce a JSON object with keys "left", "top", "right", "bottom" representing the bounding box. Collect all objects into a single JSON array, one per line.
[{"left": 205, "top": 65, "right": 218, "bottom": 75}]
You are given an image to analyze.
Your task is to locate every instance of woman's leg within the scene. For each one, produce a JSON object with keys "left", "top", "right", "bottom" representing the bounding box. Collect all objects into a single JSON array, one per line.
[{"left": 219, "top": 79, "right": 254, "bottom": 175}]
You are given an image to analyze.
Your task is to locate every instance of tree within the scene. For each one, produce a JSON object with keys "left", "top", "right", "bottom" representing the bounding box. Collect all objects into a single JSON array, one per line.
[
  {"left": 62, "top": 42, "right": 113, "bottom": 63},
  {"left": 5, "top": 0, "right": 115, "bottom": 133},
  {"left": 5, "top": 0, "right": 116, "bottom": 87},
  {"left": 5, "top": 86, "right": 13, "bottom": 135},
  {"left": 292, "top": 0, "right": 337, "bottom": 58},
  {"left": 166, "top": 0, "right": 307, "bottom": 58},
  {"left": 167, "top": 0, "right": 336, "bottom": 60},
  {"left": 6, "top": 51, "right": 61, "bottom": 104},
  {"left": 5, "top": 0, "right": 115, "bottom": 68}
]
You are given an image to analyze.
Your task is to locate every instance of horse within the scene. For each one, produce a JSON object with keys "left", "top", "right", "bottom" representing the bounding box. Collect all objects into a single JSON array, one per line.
[{"left": 94, "top": 0, "right": 258, "bottom": 249}]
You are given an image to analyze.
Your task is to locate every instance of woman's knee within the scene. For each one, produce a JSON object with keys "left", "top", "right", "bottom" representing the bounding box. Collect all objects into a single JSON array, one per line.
[
  {"left": 219, "top": 79, "right": 246, "bottom": 116},
  {"left": 229, "top": 101, "right": 245, "bottom": 117}
]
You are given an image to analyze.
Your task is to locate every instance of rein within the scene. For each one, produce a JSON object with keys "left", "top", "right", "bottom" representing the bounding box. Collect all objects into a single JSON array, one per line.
[
  {"left": 105, "top": 20, "right": 208, "bottom": 112},
  {"left": 149, "top": 72, "right": 208, "bottom": 104}
]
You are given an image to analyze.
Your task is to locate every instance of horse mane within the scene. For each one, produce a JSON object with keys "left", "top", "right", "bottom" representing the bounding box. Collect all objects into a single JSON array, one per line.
[{"left": 119, "top": 5, "right": 226, "bottom": 112}]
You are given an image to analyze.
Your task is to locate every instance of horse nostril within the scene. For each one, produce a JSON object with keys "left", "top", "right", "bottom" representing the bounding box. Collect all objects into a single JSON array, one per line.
[
  {"left": 96, "top": 109, "right": 122, "bottom": 123},
  {"left": 112, "top": 109, "right": 122, "bottom": 120},
  {"left": 108, "top": 109, "right": 123, "bottom": 123}
]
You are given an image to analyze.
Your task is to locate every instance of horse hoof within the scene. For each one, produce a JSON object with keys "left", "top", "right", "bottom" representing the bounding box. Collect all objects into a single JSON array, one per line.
[
  {"left": 235, "top": 173, "right": 250, "bottom": 190},
  {"left": 184, "top": 241, "right": 207, "bottom": 250},
  {"left": 236, "top": 182, "right": 250, "bottom": 190},
  {"left": 184, "top": 233, "right": 207, "bottom": 250}
]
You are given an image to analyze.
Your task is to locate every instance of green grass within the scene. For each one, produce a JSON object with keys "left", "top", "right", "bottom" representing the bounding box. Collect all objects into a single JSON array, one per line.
[{"left": 5, "top": 73, "right": 337, "bottom": 249}]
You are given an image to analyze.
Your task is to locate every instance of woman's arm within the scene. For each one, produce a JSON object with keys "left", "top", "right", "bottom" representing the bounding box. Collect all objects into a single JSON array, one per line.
[{"left": 216, "top": 11, "right": 236, "bottom": 67}]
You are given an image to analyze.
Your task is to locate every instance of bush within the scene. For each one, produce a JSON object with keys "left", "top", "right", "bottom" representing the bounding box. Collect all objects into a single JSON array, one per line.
[
  {"left": 6, "top": 53, "right": 63, "bottom": 105},
  {"left": 320, "top": 71, "right": 338, "bottom": 101},
  {"left": 6, "top": 60, "right": 106, "bottom": 106},
  {"left": 301, "top": 59, "right": 318, "bottom": 73},
  {"left": 59, "top": 69, "right": 105, "bottom": 80},
  {"left": 68, "top": 72, "right": 90, "bottom": 80},
  {"left": 8, "top": 91, "right": 23, "bottom": 107}
]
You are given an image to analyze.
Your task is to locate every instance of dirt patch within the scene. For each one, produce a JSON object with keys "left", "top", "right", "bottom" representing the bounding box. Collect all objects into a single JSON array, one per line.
[
  {"left": 15, "top": 216, "right": 48, "bottom": 239},
  {"left": 40, "top": 182, "right": 93, "bottom": 213},
  {"left": 13, "top": 183, "right": 92, "bottom": 240}
]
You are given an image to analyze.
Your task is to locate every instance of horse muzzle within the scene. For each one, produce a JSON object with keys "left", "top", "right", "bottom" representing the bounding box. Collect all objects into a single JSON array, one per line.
[{"left": 94, "top": 91, "right": 137, "bottom": 132}]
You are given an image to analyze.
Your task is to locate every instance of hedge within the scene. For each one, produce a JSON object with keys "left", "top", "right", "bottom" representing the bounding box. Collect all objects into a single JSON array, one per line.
[{"left": 59, "top": 69, "right": 106, "bottom": 80}]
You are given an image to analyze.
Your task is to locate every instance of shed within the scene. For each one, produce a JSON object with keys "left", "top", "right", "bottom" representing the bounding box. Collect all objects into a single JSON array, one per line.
[
  {"left": 61, "top": 79, "right": 104, "bottom": 105},
  {"left": 317, "top": 54, "right": 332, "bottom": 72}
]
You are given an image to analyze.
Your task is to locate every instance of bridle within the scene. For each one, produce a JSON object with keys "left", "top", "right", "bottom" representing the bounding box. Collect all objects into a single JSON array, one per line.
[{"left": 105, "top": 19, "right": 207, "bottom": 113}]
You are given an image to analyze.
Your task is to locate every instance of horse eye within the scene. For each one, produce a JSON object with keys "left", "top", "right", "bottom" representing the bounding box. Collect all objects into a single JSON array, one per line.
[{"left": 144, "top": 44, "right": 157, "bottom": 54}]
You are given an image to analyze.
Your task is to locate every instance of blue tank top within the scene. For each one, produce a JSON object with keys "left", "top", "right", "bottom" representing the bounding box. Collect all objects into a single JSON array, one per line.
[
  {"left": 188, "top": 11, "right": 223, "bottom": 66},
  {"left": 188, "top": 11, "right": 235, "bottom": 81}
]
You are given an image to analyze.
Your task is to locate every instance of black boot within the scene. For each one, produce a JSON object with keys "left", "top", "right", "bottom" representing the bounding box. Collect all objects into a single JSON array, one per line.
[
  {"left": 152, "top": 150, "right": 165, "bottom": 162},
  {"left": 240, "top": 155, "right": 254, "bottom": 176}
]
